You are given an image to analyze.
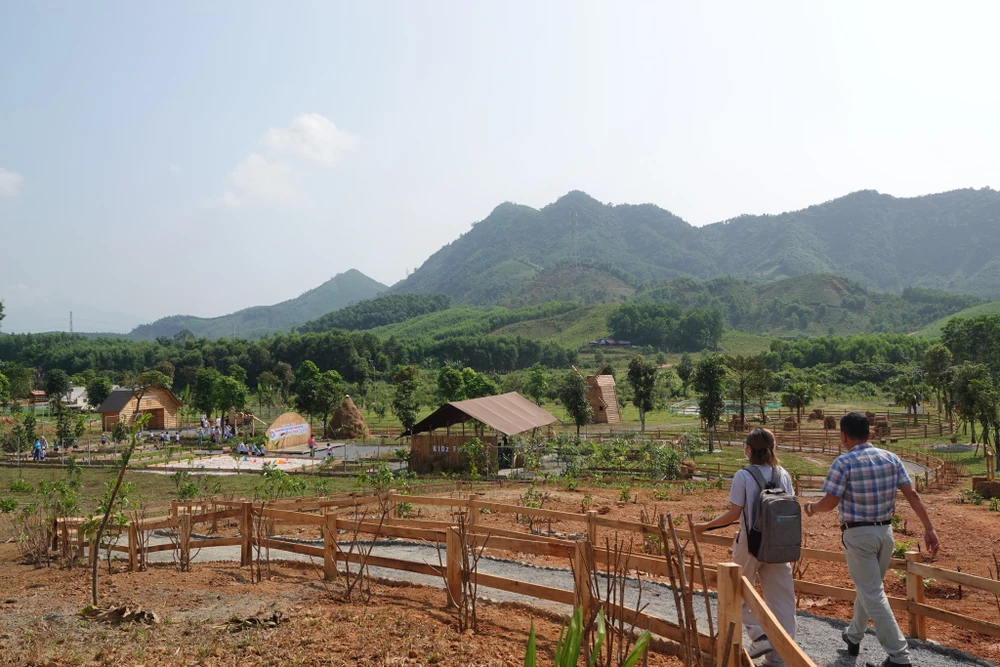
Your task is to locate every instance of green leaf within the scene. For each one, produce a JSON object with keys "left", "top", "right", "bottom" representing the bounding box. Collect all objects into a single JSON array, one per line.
[
  {"left": 523, "top": 621, "right": 536, "bottom": 667},
  {"left": 620, "top": 630, "right": 651, "bottom": 667},
  {"left": 587, "top": 610, "right": 606, "bottom": 667},
  {"left": 558, "top": 607, "right": 584, "bottom": 667}
]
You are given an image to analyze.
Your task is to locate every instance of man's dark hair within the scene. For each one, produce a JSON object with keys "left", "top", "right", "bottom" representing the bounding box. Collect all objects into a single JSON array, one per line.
[{"left": 840, "top": 411, "right": 870, "bottom": 441}]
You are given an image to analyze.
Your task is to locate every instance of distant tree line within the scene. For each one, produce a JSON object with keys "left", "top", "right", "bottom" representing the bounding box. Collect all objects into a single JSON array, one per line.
[
  {"left": 300, "top": 293, "right": 452, "bottom": 332},
  {"left": 606, "top": 302, "right": 724, "bottom": 351}
]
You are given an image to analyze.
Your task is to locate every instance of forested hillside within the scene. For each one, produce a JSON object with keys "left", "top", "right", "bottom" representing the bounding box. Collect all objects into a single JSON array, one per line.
[
  {"left": 391, "top": 188, "right": 1000, "bottom": 303},
  {"left": 128, "top": 269, "right": 388, "bottom": 340}
]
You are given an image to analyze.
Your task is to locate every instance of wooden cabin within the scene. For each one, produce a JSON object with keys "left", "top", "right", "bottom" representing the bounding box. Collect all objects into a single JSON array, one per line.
[
  {"left": 96, "top": 387, "right": 181, "bottom": 431},
  {"left": 407, "top": 393, "right": 557, "bottom": 473},
  {"left": 586, "top": 374, "right": 621, "bottom": 424}
]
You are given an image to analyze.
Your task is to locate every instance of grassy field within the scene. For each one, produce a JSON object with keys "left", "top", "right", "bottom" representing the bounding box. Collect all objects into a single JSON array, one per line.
[
  {"left": 692, "top": 445, "right": 831, "bottom": 477},
  {"left": 491, "top": 303, "right": 617, "bottom": 348},
  {"left": 916, "top": 300, "right": 1000, "bottom": 338}
]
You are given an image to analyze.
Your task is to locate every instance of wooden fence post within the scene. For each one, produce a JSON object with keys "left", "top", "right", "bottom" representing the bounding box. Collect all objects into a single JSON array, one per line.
[
  {"left": 469, "top": 495, "right": 478, "bottom": 526},
  {"left": 179, "top": 513, "right": 191, "bottom": 569},
  {"left": 716, "top": 562, "right": 743, "bottom": 667},
  {"left": 128, "top": 523, "right": 138, "bottom": 572},
  {"left": 210, "top": 499, "right": 218, "bottom": 533},
  {"left": 573, "top": 539, "right": 593, "bottom": 626},
  {"left": 905, "top": 551, "right": 927, "bottom": 640},
  {"left": 323, "top": 515, "right": 337, "bottom": 581},
  {"left": 586, "top": 510, "right": 597, "bottom": 544},
  {"left": 445, "top": 526, "right": 463, "bottom": 608},
  {"left": 240, "top": 501, "right": 252, "bottom": 567}
]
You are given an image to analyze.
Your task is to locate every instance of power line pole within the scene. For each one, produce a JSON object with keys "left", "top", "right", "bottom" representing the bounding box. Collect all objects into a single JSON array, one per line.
[{"left": 70, "top": 311, "right": 73, "bottom": 333}]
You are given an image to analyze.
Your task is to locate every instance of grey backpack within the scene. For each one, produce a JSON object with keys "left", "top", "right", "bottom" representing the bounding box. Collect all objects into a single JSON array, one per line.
[{"left": 742, "top": 466, "right": 801, "bottom": 563}]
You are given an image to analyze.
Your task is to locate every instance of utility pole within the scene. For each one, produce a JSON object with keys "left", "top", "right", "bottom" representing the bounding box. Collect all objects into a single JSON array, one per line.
[{"left": 70, "top": 311, "right": 73, "bottom": 333}]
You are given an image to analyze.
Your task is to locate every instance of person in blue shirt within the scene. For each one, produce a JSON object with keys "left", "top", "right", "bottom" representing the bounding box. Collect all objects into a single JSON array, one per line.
[{"left": 806, "top": 412, "right": 939, "bottom": 667}]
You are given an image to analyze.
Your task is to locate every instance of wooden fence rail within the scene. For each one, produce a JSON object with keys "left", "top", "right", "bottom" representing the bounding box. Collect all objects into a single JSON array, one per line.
[{"left": 58, "top": 487, "right": 998, "bottom": 659}]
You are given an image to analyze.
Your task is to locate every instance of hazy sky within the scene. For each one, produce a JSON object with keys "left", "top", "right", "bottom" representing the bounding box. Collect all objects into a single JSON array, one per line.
[{"left": 2, "top": 2, "right": 999, "bottom": 331}]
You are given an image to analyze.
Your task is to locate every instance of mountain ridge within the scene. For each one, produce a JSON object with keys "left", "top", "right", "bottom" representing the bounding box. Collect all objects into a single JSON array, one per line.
[
  {"left": 128, "top": 269, "right": 388, "bottom": 340},
  {"left": 390, "top": 187, "right": 1000, "bottom": 303}
]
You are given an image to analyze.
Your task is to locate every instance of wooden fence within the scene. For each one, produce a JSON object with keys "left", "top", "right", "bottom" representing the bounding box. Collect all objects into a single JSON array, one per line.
[{"left": 56, "top": 490, "right": 1000, "bottom": 664}]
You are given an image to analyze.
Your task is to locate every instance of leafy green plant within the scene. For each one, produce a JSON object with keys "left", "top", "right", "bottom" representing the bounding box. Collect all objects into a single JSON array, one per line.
[
  {"left": 893, "top": 539, "right": 915, "bottom": 560},
  {"left": 959, "top": 488, "right": 984, "bottom": 505},
  {"left": 618, "top": 486, "right": 632, "bottom": 503},
  {"left": 8, "top": 478, "right": 32, "bottom": 493},
  {"left": 651, "top": 488, "right": 671, "bottom": 502},
  {"left": 177, "top": 481, "right": 200, "bottom": 501},
  {"left": 989, "top": 497, "right": 999, "bottom": 512},
  {"left": 523, "top": 607, "right": 649, "bottom": 667},
  {"left": 581, "top": 493, "right": 593, "bottom": 512}
]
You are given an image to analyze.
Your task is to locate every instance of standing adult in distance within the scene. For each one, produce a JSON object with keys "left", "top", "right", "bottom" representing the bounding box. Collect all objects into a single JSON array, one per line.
[{"left": 805, "top": 412, "right": 940, "bottom": 667}]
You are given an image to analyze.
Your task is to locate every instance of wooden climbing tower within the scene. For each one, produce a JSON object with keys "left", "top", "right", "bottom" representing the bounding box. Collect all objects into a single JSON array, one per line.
[{"left": 586, "top": 374, "right": 621, "bottom": 424}]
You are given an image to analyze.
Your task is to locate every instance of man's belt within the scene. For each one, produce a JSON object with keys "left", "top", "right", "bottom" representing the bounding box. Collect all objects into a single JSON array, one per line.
[{"left": 840, "top": 520, "right": 892, "bottom": 531}]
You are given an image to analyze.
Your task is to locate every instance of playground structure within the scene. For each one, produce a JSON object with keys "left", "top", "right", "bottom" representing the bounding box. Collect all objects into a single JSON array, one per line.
[{"left": 52, "top": 476, "right": 1000, "bottom": 667}]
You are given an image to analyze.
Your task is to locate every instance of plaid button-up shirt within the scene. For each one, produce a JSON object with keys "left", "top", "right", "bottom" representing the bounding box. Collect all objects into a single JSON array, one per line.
[{"left": 822, "top": 443, "right": 912, "bottom": 523}]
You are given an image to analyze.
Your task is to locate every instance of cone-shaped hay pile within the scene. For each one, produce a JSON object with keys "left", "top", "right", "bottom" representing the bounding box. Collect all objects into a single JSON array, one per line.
[{"left": 326, "top": 395, "right": 370, "bottom": 440}]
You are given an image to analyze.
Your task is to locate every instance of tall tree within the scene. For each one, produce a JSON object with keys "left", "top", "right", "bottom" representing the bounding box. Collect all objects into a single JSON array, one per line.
[
  {"left": 193, "top": 367, "right": 222, "bottom": 419},
  {"left": 293, "top": 360, "right": 323, "bottom": 424},
  {"left": 0, "top": 371, "right": 9, "bottom": 409},
  {"left": 725, "top": 353, "right": 770, "bottom": 424},
  {"left": 436, "top": 366, "right": 466, "bottom": 403},
  {"left": 85, "top": 376, "right": 113, "bottom": 409},
  {"left": 626, "top": 355, "right": 659, "bottom": 433},
  {"left": 391, "top": 366, "right": 421, "bottom": 433},
  {"left": 692, "top": 354, "right": 727, "bottom": 452},
  {"left": 461, "top": 367, "right": 499, "bottom": 399},
  {"left": 781, "top": 383, "right": 815, "bottom": 422},
  {"left": 524, "top": 364, "right": 549, "bottom": 406},
  {"left": 676, "top": 353, "right": 695, "bottom": 397},
  {"left": 315, "top": 370, "right": 344, "bottom": 429},
  {"left": 558, "top": 371, "right": 592, "bottom": 438},
  {"left": 274, "top": 361, "right": 295, "bottom": 405},
  {"left": 922, "top": 344, "right": 953, "bottom": 415},
  {"left": 45, "top": 369, "right": 72, "bottom": 404},
  {"left": 887, "top": 373, "right": 927, "bottom": 425}
]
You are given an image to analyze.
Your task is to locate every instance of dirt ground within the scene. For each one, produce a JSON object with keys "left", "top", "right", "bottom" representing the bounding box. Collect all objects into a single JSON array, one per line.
[
  {"left": 0, "top": 545, "right": 684, "bottom": 667},
  {"left": 2, "top": 478, "right": 998, "bottom": 665}
]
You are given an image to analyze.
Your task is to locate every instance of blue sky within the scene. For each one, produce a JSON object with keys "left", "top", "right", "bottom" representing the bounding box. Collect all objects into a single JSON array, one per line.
[{"left": 2, "top": 2, "right": 999, "bottom": 331}]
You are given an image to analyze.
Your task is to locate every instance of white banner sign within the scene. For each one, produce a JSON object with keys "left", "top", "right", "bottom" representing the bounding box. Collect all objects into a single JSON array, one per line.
[{"left": 268, "top": 422, "right": 309, "bottom": 442}]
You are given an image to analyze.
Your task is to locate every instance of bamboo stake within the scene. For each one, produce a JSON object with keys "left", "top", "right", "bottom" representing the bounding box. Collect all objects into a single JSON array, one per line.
[
  {"left": 659, "top": 514, "right": 691, "bottom": 667},
  {"left": 687, "top": 513, "right": 715, "bottom": 645}
]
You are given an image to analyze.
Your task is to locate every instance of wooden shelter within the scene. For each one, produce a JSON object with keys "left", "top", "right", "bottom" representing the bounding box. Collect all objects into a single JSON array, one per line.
[
  {"left": 407, "top": 392, "right": 557, "bottom": 473},
  {"left": 586, "top": 374, "right": 621, "bottom": 424},
  {"left": 96, "top": 387, "right": 181, "bottom": 431}
]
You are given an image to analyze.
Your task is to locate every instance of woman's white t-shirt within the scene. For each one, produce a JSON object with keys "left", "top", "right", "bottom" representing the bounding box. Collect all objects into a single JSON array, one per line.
[{"left": 728, "top": 465, "right": 794, "bottom": 533}]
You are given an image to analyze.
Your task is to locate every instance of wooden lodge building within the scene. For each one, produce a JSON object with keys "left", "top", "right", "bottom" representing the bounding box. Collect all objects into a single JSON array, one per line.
[
  {"left": 407, "top": 392, "right": 557, "bottom": 473},
  {"left": 95, "top": 387, "right": 181, "bottom": 432}
]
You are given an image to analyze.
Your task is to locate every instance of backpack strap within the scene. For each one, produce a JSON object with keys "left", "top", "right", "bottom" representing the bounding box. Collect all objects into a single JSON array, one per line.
[{"left": 742, "top": 466, "right": 777, "bottom": 532}]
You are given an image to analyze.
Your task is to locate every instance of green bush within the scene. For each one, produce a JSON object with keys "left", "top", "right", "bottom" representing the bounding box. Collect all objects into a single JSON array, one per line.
[{"left": 523, "top": 607, "right": 649, "bottom": 667}]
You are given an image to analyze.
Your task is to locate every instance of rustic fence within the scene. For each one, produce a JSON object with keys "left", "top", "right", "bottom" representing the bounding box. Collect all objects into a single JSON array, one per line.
[{"left": 55, "top": 487, "right": 1000, "bottom": 666}]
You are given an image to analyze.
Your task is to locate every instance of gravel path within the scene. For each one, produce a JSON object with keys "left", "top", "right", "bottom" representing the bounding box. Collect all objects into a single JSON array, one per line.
[{"left": 138, "top": 533, "right": 991, "bottom": 667}]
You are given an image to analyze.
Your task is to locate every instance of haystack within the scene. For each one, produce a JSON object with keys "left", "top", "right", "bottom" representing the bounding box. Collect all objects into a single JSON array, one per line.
[
  {"left": 865, "top": 411, "right": 877, "bottom": 423},
  {"left": 823, "top": 415, "right": 837, "bottom": 430},
  {"left": 783, "top": 416, "right": 798, "bottom": 431},
  {"left": 873, "top": 418, "right": 891, "bottom": 439},
  {"left": 808, "top": 408, "right": 824, "bottom": 422},
  {"left": 729, "top": 414, "right": 748, "bottom": 431},
  {"left": 326, "top": 395, "right": 370, "bottom": 440}
]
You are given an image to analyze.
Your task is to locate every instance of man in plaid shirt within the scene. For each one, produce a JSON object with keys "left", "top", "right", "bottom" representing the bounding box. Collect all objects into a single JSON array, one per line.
[{"left": 805, "top": 412, "right": 940, "bottom": 667}]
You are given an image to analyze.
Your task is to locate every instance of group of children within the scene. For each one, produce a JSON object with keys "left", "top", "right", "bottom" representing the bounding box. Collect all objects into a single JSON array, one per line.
[{"left": 233, "top": 441, "right": 265, "bottom": 457}]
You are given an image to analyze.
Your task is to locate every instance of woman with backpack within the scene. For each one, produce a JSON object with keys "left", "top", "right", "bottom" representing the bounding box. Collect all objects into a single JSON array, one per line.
[{"left": 694, "top": 428, "right": 797, "bottom": 666}]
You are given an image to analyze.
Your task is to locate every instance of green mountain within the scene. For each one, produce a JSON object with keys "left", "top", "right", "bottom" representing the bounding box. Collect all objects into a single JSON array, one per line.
[
  {"left": 129, "top": 269, "right": 388, "bottom": 340},
  {"left": 916, "top": 301, "right": 1000, "bottom": 338},
  {"left": 391, "top": 188, "right": 1000, "bottom": 303}
]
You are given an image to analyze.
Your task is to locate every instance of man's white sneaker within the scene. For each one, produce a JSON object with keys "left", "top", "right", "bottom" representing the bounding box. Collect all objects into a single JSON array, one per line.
[{"left": 748, "top": 636, "right": 773, "bottom": 659}]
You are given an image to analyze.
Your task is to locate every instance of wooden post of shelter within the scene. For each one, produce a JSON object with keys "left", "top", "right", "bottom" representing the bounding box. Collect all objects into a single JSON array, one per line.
[
  {"left": 240, "top": 501, "right": 252, "bottom": 567},
  {"left": 905, "top": 551, "right": 927, "bottom": 640},
  {"left": 128, "top": 523, "right": 138, "bottom": 572},
  {"left": 716, "top": 562, "right": 743, "bottom": 667},
  {"left": 445, "top": 526, "right": 463, "bottom": 609}
]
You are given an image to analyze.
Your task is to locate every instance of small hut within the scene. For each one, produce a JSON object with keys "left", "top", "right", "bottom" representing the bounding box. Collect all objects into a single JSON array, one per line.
[
  {"left": 96, "top": 387, "right": 181, "bottom": 431},
  {"left": 586, "top": 374, "right": 621, "bottom": 424},
  {"left": 326, "top": 395, "right": 370, "bottom": 440},
  {"left": 407, "top": 393, "right": 556, "bottom": 473}
]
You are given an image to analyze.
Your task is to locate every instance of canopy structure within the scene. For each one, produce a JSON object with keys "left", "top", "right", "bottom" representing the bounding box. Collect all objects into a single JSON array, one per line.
[{"left": 408, "top": 392, "right": 557, "bottom": 437}]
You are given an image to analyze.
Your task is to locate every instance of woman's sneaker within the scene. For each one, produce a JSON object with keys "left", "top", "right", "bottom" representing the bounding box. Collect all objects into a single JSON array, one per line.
[{"left": 748, "top": 636, "right": 773, "bottom": 659}]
